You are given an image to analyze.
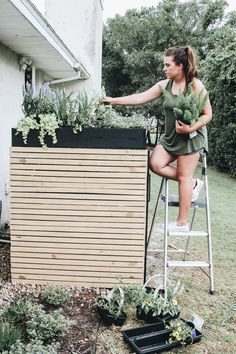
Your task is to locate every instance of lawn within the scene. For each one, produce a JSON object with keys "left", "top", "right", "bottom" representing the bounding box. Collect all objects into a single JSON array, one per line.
[{"left": 142, "top": 165, "right": 236, "bottom": 354}]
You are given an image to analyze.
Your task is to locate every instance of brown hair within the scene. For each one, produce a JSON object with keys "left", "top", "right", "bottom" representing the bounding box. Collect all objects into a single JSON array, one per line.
[{"left": 165, "top": 46, "right": 198, "bottom": 84}]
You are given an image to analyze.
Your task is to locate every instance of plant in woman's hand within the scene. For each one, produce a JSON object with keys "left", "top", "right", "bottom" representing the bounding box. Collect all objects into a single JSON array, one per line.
[{"left": 162, "top": 83, "right": 207, "bottom": 125}]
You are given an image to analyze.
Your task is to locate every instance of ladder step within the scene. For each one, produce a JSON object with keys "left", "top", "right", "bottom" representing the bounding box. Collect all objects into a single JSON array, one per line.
[
  {"left": 167, "top": 261, "right": 209, "bottom": 267},
  {"left": 161, "top": 194, "right": 206, "bottom": 208},
  {"left": 168, "top": 231, "right": 208, "bottom": 237}
]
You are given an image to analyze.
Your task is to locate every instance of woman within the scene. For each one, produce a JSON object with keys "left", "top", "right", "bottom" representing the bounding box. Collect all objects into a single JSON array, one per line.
[{"left": 102, "top": 46, "right": 212, "bottom": 232}]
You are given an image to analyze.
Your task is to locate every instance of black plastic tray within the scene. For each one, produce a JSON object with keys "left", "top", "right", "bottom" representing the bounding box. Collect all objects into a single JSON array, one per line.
[{"left": 122, "top": 321, "right": 203, "bottom": 354}]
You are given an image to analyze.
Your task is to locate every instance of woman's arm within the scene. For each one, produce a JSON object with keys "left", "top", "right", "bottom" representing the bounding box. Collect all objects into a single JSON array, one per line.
[{"left": 102, "top": 79, "right": 168, "bottom": 106}]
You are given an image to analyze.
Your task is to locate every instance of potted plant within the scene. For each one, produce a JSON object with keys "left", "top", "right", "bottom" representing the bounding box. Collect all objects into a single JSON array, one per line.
[
  {"left": 136, "top": 275, "right": 182, "bottom": 323},
  {"left": 13, "top": 84, "right": 151, "bottom": 149},
  {"left": 96, "top": 287, "right": 127, "bottom": 326}
]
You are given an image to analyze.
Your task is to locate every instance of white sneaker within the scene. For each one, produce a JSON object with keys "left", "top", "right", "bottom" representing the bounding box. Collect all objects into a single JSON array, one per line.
[
  {"left": 160, "top": 221, "right": 189, "bottom": 232},
  {"left": 192, "top": 179, "right": 204, "bottom": 202}
]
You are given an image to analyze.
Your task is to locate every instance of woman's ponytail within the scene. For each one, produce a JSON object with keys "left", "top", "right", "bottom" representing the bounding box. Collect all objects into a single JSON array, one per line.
[{"left": 184, "top": 46, "right": 198, "bottom": 84}]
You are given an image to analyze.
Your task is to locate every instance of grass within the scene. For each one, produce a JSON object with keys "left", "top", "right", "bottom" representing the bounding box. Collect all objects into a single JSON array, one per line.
[{"left": 144, "top": 164, "right": 236, "bottom": 354}]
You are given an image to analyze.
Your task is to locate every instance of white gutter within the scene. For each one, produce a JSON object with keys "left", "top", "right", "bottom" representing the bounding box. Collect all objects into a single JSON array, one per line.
[
  {"left": 9, "top": 0, "right": 90, "bottom": 79},
  {"left": 48, "top": 73, "right": 84, "bottom": 85}
]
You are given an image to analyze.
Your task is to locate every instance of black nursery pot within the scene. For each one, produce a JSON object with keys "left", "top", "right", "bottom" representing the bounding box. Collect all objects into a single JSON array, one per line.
[{"left": 97, "top": 306, "right": 127, "bottom": 326}]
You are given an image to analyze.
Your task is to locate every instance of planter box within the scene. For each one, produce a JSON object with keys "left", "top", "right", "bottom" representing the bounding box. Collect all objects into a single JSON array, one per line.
[
  {"left": 12, "top": 127, "right": 147, "bottom": 149},
  {"left": 122, "top": 321, "right": 203, "bottom": 354}
]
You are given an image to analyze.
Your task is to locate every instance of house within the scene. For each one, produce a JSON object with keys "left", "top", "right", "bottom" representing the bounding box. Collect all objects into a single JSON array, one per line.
[{"left": 0, "top": 0, "right": 104, "bottom": 228}]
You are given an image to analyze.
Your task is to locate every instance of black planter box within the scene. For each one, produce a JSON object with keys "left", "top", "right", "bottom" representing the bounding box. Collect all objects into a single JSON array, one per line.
[
  {"left": 12, "top": 127, "right": 147, "bottom": 149},
  {"left": 122, "top": 321, "right": 203, "bottom": 354},
  {"left": 97, "top": 306, "right": 127, "bottom": 326}
]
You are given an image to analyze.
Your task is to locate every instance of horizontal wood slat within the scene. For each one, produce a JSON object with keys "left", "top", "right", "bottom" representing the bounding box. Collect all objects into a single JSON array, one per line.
[
  {"left": 11, "top": 147, "right": 147, "bottom": 155},
  {"left": 10, "top": 147, "right": 148, "bottom": 286}
]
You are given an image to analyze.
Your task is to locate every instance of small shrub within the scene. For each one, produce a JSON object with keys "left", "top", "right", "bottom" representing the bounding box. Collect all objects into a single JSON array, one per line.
[
  {"left": 26, "top": 310, "right": 68, "bottom": 343},
  {"left": 2, "top": 340, "right": 59, "bottom": 354},
  {"left": 40, "top": 285, "right": 71, "bottom": 306},
  {"left": 0, "top": 321, "right": 21, "bottom": 352},
  {"left": 1, "top": 298, "right": 43, "bottom": 324}
]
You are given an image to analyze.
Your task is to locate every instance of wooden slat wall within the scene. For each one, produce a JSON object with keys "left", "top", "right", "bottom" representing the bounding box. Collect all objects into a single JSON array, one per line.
[{"left": 10, "top": 147, "right": 148, "bottom": 287}]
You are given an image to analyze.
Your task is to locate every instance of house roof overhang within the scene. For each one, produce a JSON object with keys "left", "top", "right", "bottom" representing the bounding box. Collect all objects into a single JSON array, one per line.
[{"left": 0, "top": 0, "right": 90, "bottom": 80}]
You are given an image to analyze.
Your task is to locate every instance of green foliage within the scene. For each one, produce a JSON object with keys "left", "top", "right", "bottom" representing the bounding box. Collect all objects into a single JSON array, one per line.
[
  {"left": 38, "top": 114, "right": 60, "bottom": 148},
  {"left": 1, "top": 298, "right": 43, "bottom": 324},
  {"left": 26, "top": 310, "right": 68, "bottom": 343},
  {"left": 40, "top": 285, "right": 71, "bottom": 307},
  {"left": 138, "top": 281, "right": 182, "bottom": 317},
  {"left": 161, "top": 84, "right": 208, "bottom": 125},
  {"left": 15, "top": 116, "right": 38, "bottom": 144},
  {"left": 0, "top": 321, "right": 21, "bottom": 352},
  {"left": 202, "top": 26, "right": 236, "bottom": 176},
  {"left": 2, "top": 340, "right": 59, "bottom": 354},
  {"left": 167, "top": 319, "right": 193, "bottom": 344},
  {"left": 16, "top": 86, "right": 150, "bottom": 147},
  {"left": 96, "top": 288, "right": 125, "bottom": 316}
]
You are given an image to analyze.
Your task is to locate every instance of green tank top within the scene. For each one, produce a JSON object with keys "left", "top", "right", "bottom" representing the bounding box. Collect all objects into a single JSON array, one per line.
[{"left": 160, "top": 80, "right": 207, "bottom": 155}]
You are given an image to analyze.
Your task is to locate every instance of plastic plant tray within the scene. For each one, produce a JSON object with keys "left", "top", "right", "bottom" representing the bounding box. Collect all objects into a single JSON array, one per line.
[{"left": 122, "top": 321, "right": 203, "bottom": 354}]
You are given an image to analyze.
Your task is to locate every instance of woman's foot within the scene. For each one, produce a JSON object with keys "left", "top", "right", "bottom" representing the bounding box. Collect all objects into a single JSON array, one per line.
[{"left": 161, "top": 221, "right": 189, "bottom": 232}]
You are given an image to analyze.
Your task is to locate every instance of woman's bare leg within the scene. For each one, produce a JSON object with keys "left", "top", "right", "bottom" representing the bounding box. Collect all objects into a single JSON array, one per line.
[
  {"left": 149, "top": 145, "right": 177, "bottom": 180},
  {"left": 176, "top": 152, "right": 200, "bottom": 225}
]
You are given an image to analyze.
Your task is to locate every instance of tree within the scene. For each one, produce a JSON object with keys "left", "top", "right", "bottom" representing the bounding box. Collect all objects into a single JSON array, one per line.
[{"left": 202, "top": 26, "right": 236, "bottom": 176}]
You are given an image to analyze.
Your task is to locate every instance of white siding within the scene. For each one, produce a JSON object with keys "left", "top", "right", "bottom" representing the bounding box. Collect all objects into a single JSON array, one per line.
[
  {"left": 0, "top": 43, "right": 24, "bottom": 226},
  {"left": 45, "top": 0, "right": 103, "bottom": 94}
]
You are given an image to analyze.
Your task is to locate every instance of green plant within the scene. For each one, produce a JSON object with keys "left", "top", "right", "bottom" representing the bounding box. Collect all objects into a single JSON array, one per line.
[
  {"left": 166, "top": 319, "right": 193, "bottom": 344},
  {"left": 40, "top": 285, "right": 71, "bottom": 306},
  {"left": 2, "top": 340, "right": 59, "bottom": 354},
  {"left": 52, "top": 89, "right": 77, "bottom": 127},
  {"left": 161, "top": 84, "right": 207, "bottom": 125},
  {"left": 16, "top": 85, "right": 150, "bottom": 147},
  {"left": 96, "top": 287, "right": 125, "bottom": 317},
  {"left": 0, "top": 321, "right": 21, "bottom": 352},
  {"left": 1, "top": 298, "right": 43, "bottom": 324},
  {"left": 15, "top": 115, "right": 39, "bottom": 144},
  {"left": 138, "top": 281, "right": 182, "bottom": 318},
  {"left": 122, "top": 283, "right": 145, "bottom": 311},
  {"left": 38, "top": 114, "right": 61, "bottom": 148},
  {"left": 26, "top": 310, "right": 68, "bottom": 343}
]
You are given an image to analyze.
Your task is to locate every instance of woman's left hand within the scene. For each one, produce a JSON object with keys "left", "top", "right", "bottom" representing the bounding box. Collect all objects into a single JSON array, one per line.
[{"left": 175, "top": 120, "right": 193, "bottom": 135}]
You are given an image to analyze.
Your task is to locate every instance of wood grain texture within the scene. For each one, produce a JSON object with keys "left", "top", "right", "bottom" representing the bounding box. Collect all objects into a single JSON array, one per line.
[{"left": 10, "top": 147, "right": 148, "bottom": 287}]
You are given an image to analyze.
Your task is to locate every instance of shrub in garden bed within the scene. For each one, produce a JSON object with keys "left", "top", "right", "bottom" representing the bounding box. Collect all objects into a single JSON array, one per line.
[
  {"left": 40, "top": 285, "right": 71, "bottom": 307},
  {"left": 0, "top": 286, "right": 71, "bottom": 353},
  {"left": 0, "top": 321, "right": 21, "bottom": 352}
]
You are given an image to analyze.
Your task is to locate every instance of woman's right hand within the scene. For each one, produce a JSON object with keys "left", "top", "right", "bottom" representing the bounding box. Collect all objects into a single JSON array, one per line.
[{"left": 101, "top": 97, "right": 113, "bottom": 105}]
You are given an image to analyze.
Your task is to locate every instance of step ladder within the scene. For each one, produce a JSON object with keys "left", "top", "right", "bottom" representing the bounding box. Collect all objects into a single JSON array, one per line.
[{"left": 147, "top": 150, "right": 215, "bottom": 296}]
